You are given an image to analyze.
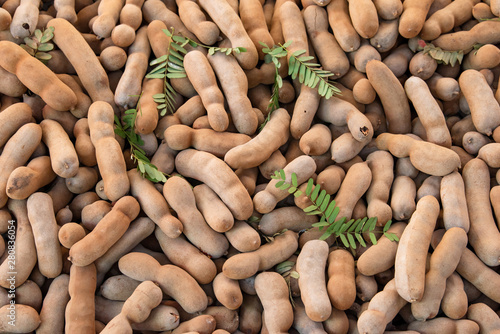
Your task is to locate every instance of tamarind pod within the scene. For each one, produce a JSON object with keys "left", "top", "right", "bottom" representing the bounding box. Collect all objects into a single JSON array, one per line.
[
  {"left": 222, "top": 230, "right": 298, "bottom": 280},
  {"left": 258, "top": 206, "right": 318, "bottom": 235},
  {"left": 212, "top": 272, "right": 243, "bottom": 310},
  {"left": 349, "top": 0, "right": 379, "bottom": 39},
  {"left": 95, "top": 217, "right": 156, "bottom": 285},
  {"left": 0, "top": 200, "right": 36, "bottom": 288},
  {"left": 459, "top": 70, "right": 500, "bottom": 136},
  {"left": 198, "top": 0, "right": 258, "bottom": 70},
  {"left": 0, "top": 65, "right": 27, "bottom": 98},
  {"left": 467, "top": 303, "right": 500, "bottom": 334},
  {"left": 134, "top": 77, "right": 162, "bottom": 135},
  {"left": 365, "top": 151, "right": 393, "bottom": 226},
  {"left": 155, "top": 227, "right": 217, "bottom": 285},
  {"left": 292, "top": 298, "right": 328, "bottom": 333},
  {"left": 463, "top": 44, "right": 500, "bottom": 70},
  {"left": 290, "top": 85, "right": 321, "bottom": 140},
  {"left": 398, "top": 0, "right": 434, "bottom": 38},
  {"left": 100, "top": 275, "right": 141, "bottom": 301},
  {"left": 171, "top": 315, "right": 216, "bottom": 334},
  {"left": 0, "top": 123, "right": 42, "bottom": 208},
  {"left": 92, "top": 0, "right": 125, "bottom": 38},
  {"left": 0, "top": 304, "right": 40, "bottom": 333},
  {"left": 440, "top": 171, "right": 469, "bottom": 232},
  {"left": 420, "top": 0, "right": 479, "bottom": 40},
  {"left": 372, "top": 0, "right": 402, "bottom": 20},
  {"left": 175, "top": 149, "right": 253, "bottom": 220},
  {"left": 225, "top": 220, "right": 261, "bottom": 253},
  {"left": 327, "top": 248, "right": 356, "bottom": 311},
  {"left": 9, "top": 0, "right": 39, "bottom": 38},
  {"left": 303, "top": 5, "right": 349, "bottom": 78},
  {"left": 88, "top": 101, "right": 129, "bottom": 201},
  {"left": 207, "top": 51, "right": 259, "bottom": 135},
  {"left": 462, "top": 158, "right": 500, "bottom": 267},
  {"left": 73, "top": 119, "right": 97, "bottom": 167},
  {"left": 109, "top": 0, "right": 145, "bottom": 47},
  {"left": 69, "top": 196, "right": 140, "bottom": 266},
  {"left": 357, "top": 279, "right": 408, "bottom": 334},
  {"left": 118, "top": 252, "right": 208, "bottom": 313},
  {"left": 0, "top": 41, "right": 77, "bottom": 111},
  {"left": 65, "top": 263, "right": 96, "bottom": 334},
  {"left": 433, "top": 21, "right": 500, "bottom": 51},
  {"left": 369, "top": 18, "right": 399, "bottom": 53},
  {"left": 395, "top": 195, "right": 440, "bottom": 302},
  {"left": 426, "top": 73, "right": 460, "bottom": 102},
  {"left": 176, "top": 0, "right": 219, "bottom": 45},
  {"left": 326, "top": 0, "right": 360, "bottom": 52},
  {"left": 240, "top": 0, "right": 274, "bottom": 60},
  {"left": 255, "top": 272, "right": 293, "bottom": 333},
  {"left": 407, "top": 317, "right": 480, "bottom": 333},
  {"left": 356, "top": 270, "right": 378, "bottom": 302},
  {"left": 0, "top": 103, "right": 32, "bottom": 148},
  {"left": 37, "top": 274, "right": 70, "bottom": 334},
  {"left": 57, "top": 74, "right": 92, "bottom": 119},
  {"left": 128, "top": 169, "right": 183, "bottom": 238},
  {"left": 47, "top": 18, "right": 117, "bottom": 113},
  {"left": 366, "top": 60, "right": 411, "bottom": 133},
  {"left": 26, "top": 193, "right": 62, "bottom": 278},
  {"left": 405, "top": 76, "right": 452, "bottom": 148},
  {"left": 55, "top": 0, "right": 77, "bottom": 23},
  {"left": 58, "top": 222, "right": 86, "bottom": 249},
  {"left": 6, "top": 156, "right": 56, "bottom": 200},
  {"left": 441, "top": 272, "right": 468, "bottom": 320},
  {"left": 163, "top": 176, "right": 229, "bottom": 258},
  {"left": 193, "top": 183, "right": 232, "bottom": 231},
  {"left": 411, "top": 227, "right": 468, "bottom": 321},
  {"left": 0, "top": 7, "right": 12, "bottom": 31}
]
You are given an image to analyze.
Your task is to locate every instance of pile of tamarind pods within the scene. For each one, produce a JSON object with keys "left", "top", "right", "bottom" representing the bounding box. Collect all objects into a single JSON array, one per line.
[{"left": 0, "top": 0, "right": 500, "bottom": 332}]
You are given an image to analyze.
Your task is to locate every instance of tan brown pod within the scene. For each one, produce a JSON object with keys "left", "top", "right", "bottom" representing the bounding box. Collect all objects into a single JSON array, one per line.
[
  {"left": 239, "top": 294, "right": 262, "bottom": 334},
  {"left": 366, "top": 60, "right": 411, "bottom": 134},
  {"left": 58, "top": 223, "right": 86, "bottom": 249},
  {"left": 258, "top": 206, "right": 318, "bottom": 235},
  {"left": 0, "top": 102, "right": 32, "bottom": 148},
  {"left": 225, "top": 220, "right": 261, "bottom": 253},
  {"left": 155, "top": 227, "right": 217, "bottom": 285},
  {"left": 440, "top": 171, "right": 470, "bottom": 232},
  {"left": 441, "top": 272, "right": 468, "bottom": 319},
  {"left": 357, "top": 279, "right": 408, "bottom": 334},
  {"left": 65, "top": 263, "right": 96, "bottom": 334},
  {"left": 222, "top": 230, "right": 299, "bottom": 280},
  {"left": 193, "top": 184, "right": 234, "bottom": 233},
  {"left": 433, "top": 21, "right": 500, "bottom": 51},
  {"left": 255, "top": 272, "right": 293, "bottom": 333},
  {"left": 69, "top": 196, "right": 140, "bottom": 267},
  {"left": 37, "top": 274, "right": 70, "bottom": 334},
  {"left": 398, "top": 0, "right": 433, "bottom": 38},
  {"left": 73, "top": 118, "right": 97, "bottom": 167},
  {"left": 88, "top": 101, "right": 129, "bottom": 202},
  {"left": 175, "top": 149, "right": 254, "bottom": 220},
  {"left": 405, "top": 76, "right": 451, "bottom": 148},
  {"left": 303, "top": 5, "right": 349, "bottom": 78},
  {"left": 171, "top": 315, "right": 216, "bottom": 334},
  {"left": 240, "top": 0, "right": 274, "bottom": 60},
  {"left": 395, "top": 195, "right": 440, "bottom": 303},
  {"left": 326, "top": 248, "right": 356, "bottom": 311},
  {"left": 348, "top": 0, "right": 379, "bottom": 39},
  {"left": 0, "top": 304, "right": 40, "bottom": 333},
  {"left": 467, "top": 303, "right": 500, "bottom": 334},
  {"left": 81, "top": 200, "right": 112, "bottom": 231},
  {"left": 462, "top": 158, "right": 500, "bottom": 267},
  {"left": 212, "top": 272, "right": 243, "bottom": 311},
  {"left": 100, "top": 275, "right": 141, "bottom": 301},
  {"left": 177, "top": 0, "right": 219, "bottom": 46},
  {"left": 478, "top": 143, "right": 500, "bottom": 168},
  {"left": 408, "top": 317, "right": 479, "bottom": 333},
  {"left": 326, "top": 0, "right": 360, "bottom": 52},
  {"left": 26, "top": 193, "right": 62, "bottom": 278},
  {"left": 118, "top": 252, "right": 208, "bottom": 313},
  {"left": 198, "top": 0, "right": 258, "bottom": 70},
  {"left": 48, "top": 18, "right": 117, "bottom": 112},
  {"left": 463, "top": 131, "right": 492, "bottom": 155},
  {"left": 6, "top": 156, "right": 56, "bottom": 200},
  {"left": 0, "top": 66, "right": 27, "bottom": 98},
  {"left": 426, "top": 73, "right": 460, "bottom": 102},
  {"left": 365, "top": 150, "right": 394, "bottom": 226},
  {"left": 128, "top": 169, "right": 183, "bottom": 238},
  {"left": 299, "top": 123, "right": 332, "bottom": 156},
  {"left": 411, "top": 227, "right": 468, "bottom": 321},
  {"left": 65, "top": 167, "right": 99, "bottom": 194},
  {"left": 0, "top": 123, "right": 42, "bottom": 208}
]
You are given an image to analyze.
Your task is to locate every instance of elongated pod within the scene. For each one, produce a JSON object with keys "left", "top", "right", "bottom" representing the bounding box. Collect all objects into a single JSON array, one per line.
[
  {"left": 65, "top": 264, "right": 96, "bottom": 334},
  {"left": 440, "top": 171, "right": 469, "bottom": 232},
  {"left": 395, "top": 195, "right": 440, "bottom": 302},
  {"left": 88, "top": 101, "right": 129, "bottom": 201},
  {"left": 37, "top": 274, "right": 70, "bottom": 334},
  {"left": 366, "top": 150, "right": 394, "bottom": 226},
  {"left": 41, "top": 119, "right": 79, "bottom": 178},
  {"left": 327, "top": 248, "right": 356, "bottom": 311}
]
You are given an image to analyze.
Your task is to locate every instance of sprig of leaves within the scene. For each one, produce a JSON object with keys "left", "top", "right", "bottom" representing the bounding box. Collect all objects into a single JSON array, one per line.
[
  {"left": 271, "top": 169, "right": 399, "bottom": 249},
  {"left": 20, "top": 26, "right": 54, "bottom": 63},
  {"left": 410, "top": 39, "right": 464, "bottom": 67},
  {"left": 114, "top": 96, "right": 168, "bottom": 183},
  {"left": 276, "top": 260, "right": 299, "bottom": 307},
  {"left": 260, "top": 41, "right": 341, "bottom": 129}
]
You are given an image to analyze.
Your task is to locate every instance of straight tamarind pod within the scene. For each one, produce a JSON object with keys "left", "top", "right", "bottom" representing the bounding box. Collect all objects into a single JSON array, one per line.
[
  {"left": 326, "top": 0, "right": 360, "bottom": 52},
  {"left": 366, "top": 150, "right": 394, "bottom": 226},
  {"left": 258, "top": 206, "right": 318, "bottom": 235},
  {"left": 290, "top": 85, "right": 321, "bottom": 140},
  {"left": 333, "top": 162, "right": 372, "bottom": 220},
  {"left": 207, "top": 50, "right": 259, "bottom": 135},
  {"left": 440, "top": 171, "right": 469, "bottom": 232},
  {"left": 459, "top": 69, "right": 500, "bottom": 136},
  {"left": 404, "top": 76, "right": 451, "bottom": 148},
  {"left": 462, "top": 158, "right": 500, "bottom": 267},
  {"left": 193, "top": 184, "right": 234, "bottom": 233},
  {"left": 47, "top": 18, "right": 117, "bottom": 113},
  {"left": 0, "top": 123, "right": 42, "bottom": 208},
  {"left": 0, "top": 200, "right": 36, "bottom": 288},
  {"left": 0, "top": 41, "right": 77, "bottom": 111},
  {"left": 240, "top": 0, "right": 274, "bottom": 59},
  {"left": 433, "top": 21, "right": 500, "bottom": 51},
  {"left": 366, "top": 60, "right": 411, "bottom": 134},
  {"left": 296, "top": 240, "right": 331, "bottom": 321},
  {"left": 37, "top": 274, "right": 70, "bottom": 334},
  {"left": 408, "top": 317, "right": 480, "bottom": 333},
  {"left": 175, "top": 149, "right": 253, "bottom": 220},
  {"left": 9, "top": 0, "right": 39, "bottom": 38},
  {"left": 198, "top": 0, "right": 258, "bottom": 70},
  {"left": 398, "top": 0, "right": 434, "bottom": 38},
  {"left": 88, "top": 101, "right": 129, "bottom": 201},
  {"left": 0, "top": 102, "right": 32, "bottom": 148},
  {"left": 65, "top": 263, "right": 96, "bottom": 334},
  {"left": 26, "top": 193, "right": 62, "bottom": 278},
  {"left": 395, "top": 195, "right": 440, "bottom": 302},
  {"left": 41, "top": 119, "right": 79, "bottom": 178},
  {"left": 135, "top": 77, "right": 162, "bottom": 135},
  {"left": 349, "top": 0, "right": 379, "bottom": 39},
  {"left": 327, "top": 248, "right": 356, "bottom": 311}
]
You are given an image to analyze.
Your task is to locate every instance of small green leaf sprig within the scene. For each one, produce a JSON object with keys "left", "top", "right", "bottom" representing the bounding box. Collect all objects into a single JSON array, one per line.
[
  {"left": 146, "top": 28, "right": 247, "bottom": 116},
  {"left": 410, "top": 39, "right": 464, "bottom": 67},
  {"left": 114, "top": 96, "right": 168, "bottom": 183},
  {"left": 259, "top": 41, "right": 341, "bottom": 128},
  {"left": 20, "top": 26, "right": 54, "bottom": 63},
  {"left": 271, "top": 169, "right": 399, "bottom": 249}
]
